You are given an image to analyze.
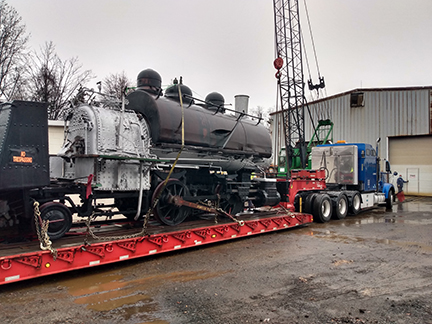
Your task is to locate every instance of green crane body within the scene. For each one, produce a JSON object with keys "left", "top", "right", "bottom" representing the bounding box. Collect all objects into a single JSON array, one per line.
[{"left": 277, "top": 119, "right": 333, "bottom": 177}]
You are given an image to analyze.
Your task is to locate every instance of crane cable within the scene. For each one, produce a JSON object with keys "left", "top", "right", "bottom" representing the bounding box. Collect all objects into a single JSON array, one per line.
[
  {"left": 301, "top": 31, "right": 314, "bottom": 98},
  {"left": 303, "top": 0, "right": 327, "bottom": 96},
  {"left": 302, "top": 0, "right": 329, "bottom": 120},
  {"left": 300, "top": 10, "right": 323, "bottom": 120},
  {"left": 303, "top": 0, "right": 321, "bottom": 80}
]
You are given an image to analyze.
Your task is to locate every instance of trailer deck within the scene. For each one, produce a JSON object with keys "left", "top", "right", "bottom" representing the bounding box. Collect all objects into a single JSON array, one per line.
[{"left": 0, "top": 208, "right": 312, "bottom": 285}]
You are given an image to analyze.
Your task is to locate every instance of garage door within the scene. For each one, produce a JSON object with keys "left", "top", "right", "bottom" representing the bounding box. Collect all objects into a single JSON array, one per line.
[{"left": 388, "top": 136, "right": 432, "bottom": 196}]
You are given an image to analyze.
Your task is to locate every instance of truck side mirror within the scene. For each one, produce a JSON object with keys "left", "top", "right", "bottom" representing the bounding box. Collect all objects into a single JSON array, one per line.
[{"left": 385, "top": 161, "right": 391, "bottom": 172}]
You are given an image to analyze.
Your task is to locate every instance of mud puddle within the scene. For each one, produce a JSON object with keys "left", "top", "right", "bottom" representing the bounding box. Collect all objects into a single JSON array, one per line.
[{"left": 56, "top": 266, "right": 227, "bottom": 323}]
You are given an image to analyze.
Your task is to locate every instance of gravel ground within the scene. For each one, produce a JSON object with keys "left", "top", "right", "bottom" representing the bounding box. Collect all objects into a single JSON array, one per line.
[{"left": 1, "top": 196, "right": 432, "bottom": 324}]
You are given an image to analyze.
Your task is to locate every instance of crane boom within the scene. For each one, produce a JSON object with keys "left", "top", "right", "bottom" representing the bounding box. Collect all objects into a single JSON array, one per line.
[{"left": 273, "top": 0, "right": 307, "bottom": 175}]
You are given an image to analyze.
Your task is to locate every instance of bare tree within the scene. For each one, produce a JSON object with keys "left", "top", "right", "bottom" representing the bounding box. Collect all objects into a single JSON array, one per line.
[
  {"left": 250, "top": 105, "right": 272, "bottom": 130},
  {"left": 26, "top": 41, "right": 93, "bottom": 119},
  {"left": 0, "top": 0, "right": 29, "bottom": 100},
  {"left": 102, "top": 71, "right": 133, "bottom": 100}
]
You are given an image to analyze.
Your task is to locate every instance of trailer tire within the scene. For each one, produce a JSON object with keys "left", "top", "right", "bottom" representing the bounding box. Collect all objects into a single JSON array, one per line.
[
  {"left": 313, "top": 194, "right": 332, "bottom": 223},
  {"left": 332, "top": 194, "right": 348, "bottom": 220},
  {"left": 386, "top": 189, "right": 395, "bottom": 209},
  {"left": 38, "top": 202, "right": 72, "bottom": 240},
  {"left": 304, "top": 193, "right": 318, "bottom": 214},
  {"left": 349, "top": 192, "right": 361, "bottom": 215}
]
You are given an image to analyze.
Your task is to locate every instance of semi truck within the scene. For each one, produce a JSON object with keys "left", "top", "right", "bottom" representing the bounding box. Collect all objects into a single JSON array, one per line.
[{"left": 276, "top": 140, "right": 396, "bottom": 223}]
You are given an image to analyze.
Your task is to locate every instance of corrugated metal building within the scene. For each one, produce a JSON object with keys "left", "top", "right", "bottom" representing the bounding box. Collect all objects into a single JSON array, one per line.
[
  {"left": 48, "top": 120, "right": 65, "bottom": 154},
  {"left": 270, "top": 86, "right": 432, "bottom": 196}
]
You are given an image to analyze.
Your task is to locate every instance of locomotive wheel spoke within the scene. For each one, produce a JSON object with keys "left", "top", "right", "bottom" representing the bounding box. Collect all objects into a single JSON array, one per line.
[
  {"left": 152, "top": 179, "right": 191, "bottom": 226},
  {"left": 220, "top": 194, "right": 243, "bottom": 216}
]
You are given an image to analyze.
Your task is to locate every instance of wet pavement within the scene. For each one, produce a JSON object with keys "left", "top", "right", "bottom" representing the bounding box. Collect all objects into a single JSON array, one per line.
[{"left": 1, "top": 196, "right": 432, "bottom": 323}]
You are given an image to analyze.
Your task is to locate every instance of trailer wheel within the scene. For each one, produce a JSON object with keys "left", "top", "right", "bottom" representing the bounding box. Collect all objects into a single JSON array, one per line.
[
  {"left": 38, "top": 202, "right": 72, "bottom": 240},
  {"left": 152, "top": 179, "right": 192, "bottom": 226},
  {"left": 304, "top": 193, "right": 318, "bottom": 214},
  {"left": 349, "top": 192, "right": 361, "bottom": 215},
  {"left": 313, "top": 194, "right": 332, "bottom": 223},
  {"left": 385, "top": 189, "right": 395, "bottom": 209},
  {"left": 332, "top": 194, "right": 348, "bottom": 220}
]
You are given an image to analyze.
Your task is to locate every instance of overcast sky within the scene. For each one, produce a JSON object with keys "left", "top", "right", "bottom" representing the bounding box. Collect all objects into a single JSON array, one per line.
[{"left": 8, "top": 0, "right": 432, "bottom": 112}]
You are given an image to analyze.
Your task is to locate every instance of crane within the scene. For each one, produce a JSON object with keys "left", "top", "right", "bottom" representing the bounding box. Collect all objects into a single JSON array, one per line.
[
  {"left": 271, "top": 1, "right": 394, "bottom": 222},
  {"left": 273, "top": 0, "right": 328, "bottom": 177}
]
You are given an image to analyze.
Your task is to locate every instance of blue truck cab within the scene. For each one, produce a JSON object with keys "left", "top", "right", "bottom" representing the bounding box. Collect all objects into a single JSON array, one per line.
[{"left": 311, "top": 141, "right": 395, "bottom": 210}]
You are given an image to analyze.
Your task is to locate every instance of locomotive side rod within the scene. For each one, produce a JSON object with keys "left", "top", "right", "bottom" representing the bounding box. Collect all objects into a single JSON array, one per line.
[{"left": 169, "top": 195, "right": 245, "bottom": 226}]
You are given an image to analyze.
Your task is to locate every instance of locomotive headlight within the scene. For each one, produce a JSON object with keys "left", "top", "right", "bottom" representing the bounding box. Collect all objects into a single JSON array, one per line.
[{"left": 45, "top": 262, "right": 51, "bottom": 268}]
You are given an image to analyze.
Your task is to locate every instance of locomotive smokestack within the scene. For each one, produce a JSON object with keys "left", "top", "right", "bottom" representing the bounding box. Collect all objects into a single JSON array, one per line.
[{"left": 234, "top": 94, "right": 249, "bottom": 114}]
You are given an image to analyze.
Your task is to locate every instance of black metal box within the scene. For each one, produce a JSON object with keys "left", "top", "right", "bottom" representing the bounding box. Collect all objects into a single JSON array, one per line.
[{"left": 0, "top": 101, "right": 49, "bottom": 190}]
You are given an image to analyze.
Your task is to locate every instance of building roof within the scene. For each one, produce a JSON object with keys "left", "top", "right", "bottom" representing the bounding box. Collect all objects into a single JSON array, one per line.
[{"left": 270, "top": 85, "right": 432, "bottom": 116}]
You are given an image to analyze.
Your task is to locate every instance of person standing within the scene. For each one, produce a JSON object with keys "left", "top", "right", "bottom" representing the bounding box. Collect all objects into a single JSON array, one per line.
[{"left": 397, "top": 175, "right": 408, "bottom": 193}]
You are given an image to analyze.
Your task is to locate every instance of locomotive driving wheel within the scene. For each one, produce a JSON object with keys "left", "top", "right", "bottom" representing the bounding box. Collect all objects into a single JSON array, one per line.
[
  {"left": 219, "top": 194, "right": 243, "bottom": 215},
  {"left": 152, "top": 179, "right": 192, "bottom": 226}
]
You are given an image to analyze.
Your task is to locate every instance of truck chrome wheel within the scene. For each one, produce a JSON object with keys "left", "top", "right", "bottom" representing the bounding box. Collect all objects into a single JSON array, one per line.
[
  {"left": 333, "top": 194, "right": 348, "bottom": 220},
  {"left": 349, "top": 192, "right": 361, "bottom": 215},
  {"left": 313, "top": 194, "right": 332, "bottom": 223}
]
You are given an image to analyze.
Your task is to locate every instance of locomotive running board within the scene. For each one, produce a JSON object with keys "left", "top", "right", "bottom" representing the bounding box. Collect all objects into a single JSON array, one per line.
[{"left": 0, "top": 211, "right": 312, "bottom": 285}]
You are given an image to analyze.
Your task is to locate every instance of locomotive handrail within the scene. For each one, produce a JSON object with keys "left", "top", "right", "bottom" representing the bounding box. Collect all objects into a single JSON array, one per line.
[
  {"left": 65, "top": 154, "right": 169, "bottom": 163},
  {"left": 184, "top": 94, "right": 263, "bottom": 124},
  {"left": 155, "top": 142, "right": 268, "bottom": 158}
]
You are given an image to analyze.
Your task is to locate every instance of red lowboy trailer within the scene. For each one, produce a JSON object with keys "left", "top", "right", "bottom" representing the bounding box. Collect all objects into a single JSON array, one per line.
[{"left": 0, "top": 209, "right": 312, "bottom": 285}]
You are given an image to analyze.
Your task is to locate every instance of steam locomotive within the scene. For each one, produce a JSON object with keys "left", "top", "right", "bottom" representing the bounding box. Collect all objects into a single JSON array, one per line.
[{"left": 0, "top": 69, "right": 280, "bottom": 240}]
